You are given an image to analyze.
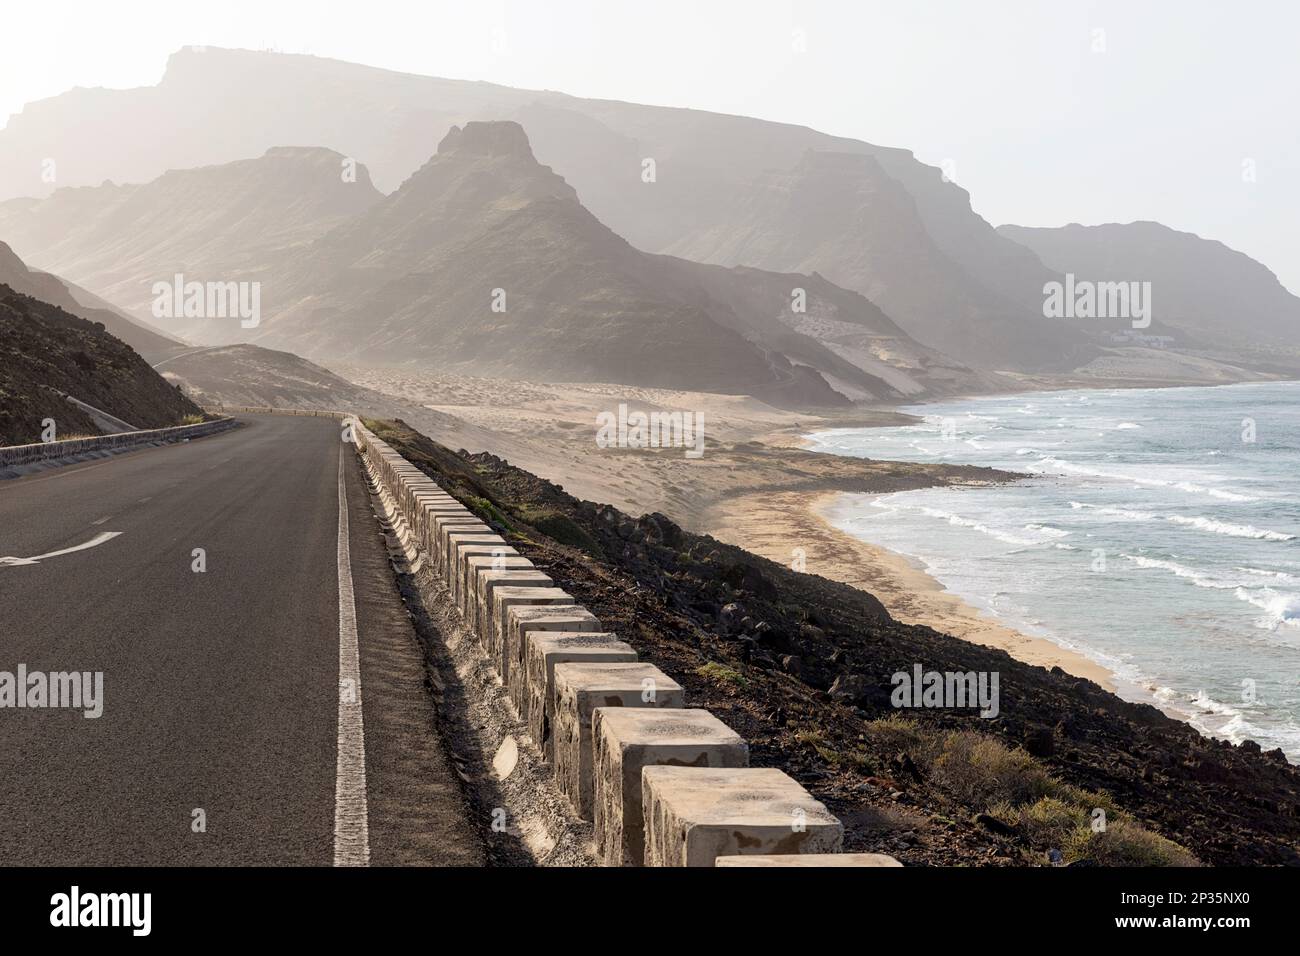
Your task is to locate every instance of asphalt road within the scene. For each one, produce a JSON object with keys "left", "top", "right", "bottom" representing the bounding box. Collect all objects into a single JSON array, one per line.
[{"left": 0, "top": 414, "right": 483, "bottom": 865}]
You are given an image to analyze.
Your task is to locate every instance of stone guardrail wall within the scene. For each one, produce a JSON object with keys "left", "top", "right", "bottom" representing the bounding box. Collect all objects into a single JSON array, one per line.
[
  {"left": 201, "top": 404, "right": 350, "bottom": 419},
  {"left": 0, "top": 417, "right": 239, "bottom": 471},
  {"left": 351, "top": 417, "right": 901, "bottom": 868}
]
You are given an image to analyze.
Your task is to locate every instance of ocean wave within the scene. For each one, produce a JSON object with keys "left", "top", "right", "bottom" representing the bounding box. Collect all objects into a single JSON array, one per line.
[
  {"left": 1031, "top": 457, "right": 1257, "bottom": 502},
  {"left": 915, "top": 506, "right": 1041, "bottom": 547},
  {"left": 1164, "top": 515, "right": 1294, "bottom": 541},
  {"left": 1121, "top": 554, "right": 1238, "bottom": 590},
  {"left": 1025, "top": 523, "right": 1070, "bottom": 538},
  {"left": 1237, "top": 567, "right": 1300, "bottom": 584},
  {"left": 1068, "top": 501, "right": 1292, "bottom": 540},
  {"left": 1069, "top": 501, "right": 1157, "bottom": 521},
  {"left": 1233, "top": 587, "right": 1300, "bottom": 630}
]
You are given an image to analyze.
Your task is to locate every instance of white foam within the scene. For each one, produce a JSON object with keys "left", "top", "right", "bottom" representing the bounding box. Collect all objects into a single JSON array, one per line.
[
  {"left": 1071, "top": 501, "right": 1294, "bottom": 541},
  {"left": 1121, "top": 554, "right": 1237, "bottom": 590},
  {"left": 1237, "top": 567, "right": 1300, "bottom": 585},
  {"left": 1165, "top": 514, "right": 1294, "bottom": 542},
  {"left": 1233, "top": 587, "right": 1300, "bottom": 630},
  {"left": 914, "top": 506, "right": 1041, "bottom": 547},
  {"left": 1030, "top": 457, "right": 1257, "bottom": 502}
]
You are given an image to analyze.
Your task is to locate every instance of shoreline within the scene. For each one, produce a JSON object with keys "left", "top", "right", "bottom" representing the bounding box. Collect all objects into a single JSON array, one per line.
[{"left": 704, "top": 488, "right": 1117, "bottom": 691}]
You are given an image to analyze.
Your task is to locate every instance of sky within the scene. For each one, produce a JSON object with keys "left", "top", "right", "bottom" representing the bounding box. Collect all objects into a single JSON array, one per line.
[{"left": 1, "top": 0, "right": 1296, "bottom": 290}]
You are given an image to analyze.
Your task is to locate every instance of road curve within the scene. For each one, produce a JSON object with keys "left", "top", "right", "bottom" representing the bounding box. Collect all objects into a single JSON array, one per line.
[{"left": 0, "top": 414, "right": 483, "bottom": 865}]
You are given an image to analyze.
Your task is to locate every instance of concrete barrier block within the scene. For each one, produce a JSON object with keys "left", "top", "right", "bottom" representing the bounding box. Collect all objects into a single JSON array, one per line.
[
  {"left": 454, "top": 548, "right": 525, "bottom": 632},
  {"left": 523, "top": 632, "right": 633, "bottom": 759},
  {"left": 429, "top": 513, "right": 483, "bottom": 558},
  {"left": 415, "top": 500, "right": 468, "bottom": 543},
  {"left": 488, "top": 587, "right": 574, "bottom": 679},
  {"left": 714, "top": 854, "right": 902, "bottom": 867},
  {"left": 505, "top": 609, "right": 605, "bottom": 718},
  {"left": 641, "top": 767, "right": 843, "bottom": 867},
  {"left": 593, "top": 709, "right": 748, "bottom": 866},
  {"left": 444, "top": 532, "right": 507, "bottom": 588},
  {"left": 458, "top": 551, "right": 529, "bottom": 613},
  {"left": 552, "top": 663, "right": 684, "bottom": 819},
  {"left": 433, "top": 516, "right": 490, "bottom": 567}
]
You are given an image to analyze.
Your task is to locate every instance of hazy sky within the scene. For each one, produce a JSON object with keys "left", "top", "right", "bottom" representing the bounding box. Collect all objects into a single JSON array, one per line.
[{"left": 2, "top": 0, "right": 1296, "bottom": 290}]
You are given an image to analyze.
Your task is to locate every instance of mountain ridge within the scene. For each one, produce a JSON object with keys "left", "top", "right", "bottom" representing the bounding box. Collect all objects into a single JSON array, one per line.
[{"left": 1000, "top": 220, "right": 1300, "bottom": 347}]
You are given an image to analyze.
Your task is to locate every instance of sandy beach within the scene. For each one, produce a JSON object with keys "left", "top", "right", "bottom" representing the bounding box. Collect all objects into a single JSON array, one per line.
[{"left": 704, "top": 488, "right": 1117, "bottom": 690}]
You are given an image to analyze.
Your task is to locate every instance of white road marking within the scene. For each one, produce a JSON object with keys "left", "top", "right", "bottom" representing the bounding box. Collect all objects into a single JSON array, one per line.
[
  {"left": 0, "top": 531, "right": 123, "bottom": 567},
  {"left": 92, "top": 516, "right": 112, "bottom": 525},
  {"left": 334, "top": 447, "right": 370, "bottom": 866}
]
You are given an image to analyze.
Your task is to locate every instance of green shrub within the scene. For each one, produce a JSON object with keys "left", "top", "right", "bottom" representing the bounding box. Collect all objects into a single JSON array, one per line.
[
  {"left": 695, "top": 661, "right": 748, "bottom": 689},
  {"left": 1064, "top": 819, "right": 1199, "bottom": 867},
  {"left": 865, "top": 714, "right": 940, "bottom": 761},
  {"left": 519, "top": 507, "right": 600, "bottom": 555},
  {"left": 467, "top": 496, "right": 514, "bottom": 531},
  {"left": 1019, "top": 796, "right": 1089, "bottom": 848},
  {"left": 930, "top": 731, "right": 1056, "bottom": 807}
]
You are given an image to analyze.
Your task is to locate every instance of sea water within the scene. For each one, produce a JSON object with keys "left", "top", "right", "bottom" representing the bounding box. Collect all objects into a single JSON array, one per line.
[{"left": 807, "top": 382, "right": 1300, "bottom": 758}]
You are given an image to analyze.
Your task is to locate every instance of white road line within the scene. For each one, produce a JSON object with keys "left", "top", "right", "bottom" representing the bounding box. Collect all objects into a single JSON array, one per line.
[
  {"left": 0, "top": 531, "right": 123, "bottom": 567},
  {"left": 333, "top": 447, "right": 370, "bottom": 866},
  {"left": 92, "top": 516, "right": 112, "bottom": 526}
]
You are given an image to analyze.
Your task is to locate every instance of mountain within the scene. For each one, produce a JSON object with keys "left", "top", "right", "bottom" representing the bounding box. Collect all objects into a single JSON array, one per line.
[
  {"left": 0, "top": 46, "right": 1078, "bottom": 372},
  {"left": 0, "top": 146, "right": 382, "bottom": 337},
  {"left": 258, "top": 121, "right": 906, "bottom": 405},
  {"left": 0, "top": 285, "right": 201, "bottom": 445},
  {"left": 3, "top": 116, "right": 987, "bottom": 404},
  {"left": 0, "top": 240, "right": 182, "bottom": 360},
  {"left": 999, "top": 221, "right": 1300, "bottom": 348},
  {"left": 660, "top": 148, "right": 1091, "bottom": 370}
]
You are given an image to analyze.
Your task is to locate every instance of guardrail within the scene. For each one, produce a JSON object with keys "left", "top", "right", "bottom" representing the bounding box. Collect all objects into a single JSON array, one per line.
[
  {"left": 351, "top": 417, "right": 899, "bottom": 868},
  {"left": 0, "top": 417, "right": 239, "bottom": 472},
  {"left": 201, "top": 404, "right": 350, "bottom": 419}
]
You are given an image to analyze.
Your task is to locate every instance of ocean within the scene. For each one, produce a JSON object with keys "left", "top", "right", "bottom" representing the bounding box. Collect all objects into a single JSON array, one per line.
[{"left": 807, "top": 382, "right": 1300, "bottom": 758}]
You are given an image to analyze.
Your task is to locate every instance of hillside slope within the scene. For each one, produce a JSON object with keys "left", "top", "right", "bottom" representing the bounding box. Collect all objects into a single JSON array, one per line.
[
  {"left": 0, "top": 241, "right": 181, "bottom": 361},
  {"left": 1000, "top": 221, "right": 1300, "bottom": 347},
  {"left": 259, "top": 122, "right": 860, "bottom": 405},
  {"left": 269, "top": 121, "right": 1002, "bottom": 403},
  {"left": 661, "top": 148, "right": 1091, "bottom": 370},
  {"left": 0, "top": 147, "right": 382, "bottom": 336},
  {"left": 0, "top": 285, "right": 202, "bottom": 445}
]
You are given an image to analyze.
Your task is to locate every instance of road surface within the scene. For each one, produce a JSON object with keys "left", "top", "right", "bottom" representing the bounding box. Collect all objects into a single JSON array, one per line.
[{"left": 0, "top": 414, "right": 483, "bottom": 865}]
